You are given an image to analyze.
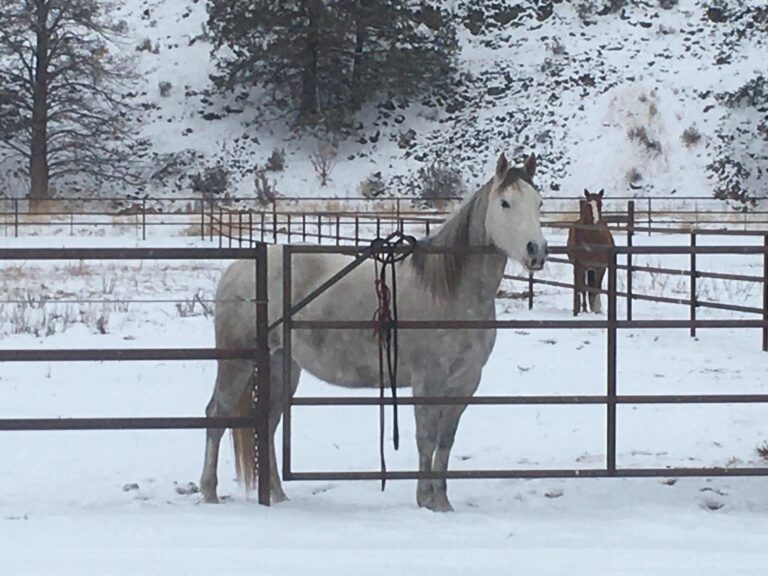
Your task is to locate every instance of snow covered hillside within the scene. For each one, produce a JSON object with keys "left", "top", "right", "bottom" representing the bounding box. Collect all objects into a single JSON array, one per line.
[{"left": 72, "top": 0, "right": 766, "bottom": 203}]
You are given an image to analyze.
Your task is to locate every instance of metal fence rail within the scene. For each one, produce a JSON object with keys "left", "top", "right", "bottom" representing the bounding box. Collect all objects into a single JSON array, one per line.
[
  {"left": 279, "top": 243, "right": 768, "bottom": 486},
  {"left": 0, "top": 245, "right": 273, "bottom": 506}
]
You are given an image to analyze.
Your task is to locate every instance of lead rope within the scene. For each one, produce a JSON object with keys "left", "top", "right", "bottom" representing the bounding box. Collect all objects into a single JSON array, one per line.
[{"left": 371, "top": 232, "right": 416, "bottom": 490}]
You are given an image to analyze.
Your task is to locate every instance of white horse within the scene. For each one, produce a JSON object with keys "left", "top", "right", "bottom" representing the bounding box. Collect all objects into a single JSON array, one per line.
[{"left": 200, "top": 153, "right": 547, "bottom": 511}]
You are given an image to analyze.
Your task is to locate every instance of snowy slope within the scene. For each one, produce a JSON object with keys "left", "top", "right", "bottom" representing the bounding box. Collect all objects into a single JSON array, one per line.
[{"left": 78, "top": 0, "right": 764, "bottom": 203}]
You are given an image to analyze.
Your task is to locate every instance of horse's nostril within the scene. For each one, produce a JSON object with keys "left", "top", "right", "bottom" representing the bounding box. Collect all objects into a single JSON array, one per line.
[{"left": 526, "top": 241, "right": 536, "bottom": 256}]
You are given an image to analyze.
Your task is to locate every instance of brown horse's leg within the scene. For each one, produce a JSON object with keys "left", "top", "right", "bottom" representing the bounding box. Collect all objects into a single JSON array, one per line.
[
  {"left": 591, "top": 267, "right": 606, "bottom": 313},
  {"left": 572, "top": 265, "right": 581, "bottom": 316}
]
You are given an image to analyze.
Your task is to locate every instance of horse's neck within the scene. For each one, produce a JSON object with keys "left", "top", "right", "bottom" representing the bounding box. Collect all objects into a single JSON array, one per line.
[{"left": 456, "top": 189, "right": 507, "bottom": 304}]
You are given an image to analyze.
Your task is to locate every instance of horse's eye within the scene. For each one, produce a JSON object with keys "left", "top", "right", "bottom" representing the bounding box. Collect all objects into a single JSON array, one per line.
[{"left": 501, "top": 200, "right": 510, "bottom": 209}]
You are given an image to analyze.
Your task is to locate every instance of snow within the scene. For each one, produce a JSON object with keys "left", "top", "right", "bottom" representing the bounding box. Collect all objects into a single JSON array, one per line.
[{"left": 1, "top": 225, "right": 768, "bottom": 574}]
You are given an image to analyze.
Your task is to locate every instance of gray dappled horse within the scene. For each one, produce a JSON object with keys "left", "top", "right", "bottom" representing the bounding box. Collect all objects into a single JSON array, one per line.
[{"left": 200, "top": 153, "right": 548, "bottom": 511}]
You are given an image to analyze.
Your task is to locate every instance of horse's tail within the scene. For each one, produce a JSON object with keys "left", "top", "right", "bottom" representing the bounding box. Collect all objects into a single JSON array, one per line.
[{"left": 232, "top": 384, "right": 257, "bottom": 493}]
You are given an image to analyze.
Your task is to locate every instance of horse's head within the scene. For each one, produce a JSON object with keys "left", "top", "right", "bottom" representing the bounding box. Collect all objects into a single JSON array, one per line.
[
  {"left": 582, "top": 189, "right": 605, "bottom": 224},
  {"left": 485, "top": 153, "right": 547, "bottom": 271}
]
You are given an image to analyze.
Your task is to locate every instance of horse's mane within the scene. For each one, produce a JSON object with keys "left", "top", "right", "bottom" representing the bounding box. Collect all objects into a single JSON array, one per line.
[{"left": 410, "top": 182, "right": 491, "bottom": 298}]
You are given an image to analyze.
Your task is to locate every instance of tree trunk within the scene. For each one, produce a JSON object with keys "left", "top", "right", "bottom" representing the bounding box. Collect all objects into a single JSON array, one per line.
[
  {"left": 299, "top": 0, "right": 320, "bottom": 121},
  {"left": 30, "top": 0, "right": 50, "bottom": 203},
  {"left": 349, "top": 0, "right": 367, "bottom": 110}
]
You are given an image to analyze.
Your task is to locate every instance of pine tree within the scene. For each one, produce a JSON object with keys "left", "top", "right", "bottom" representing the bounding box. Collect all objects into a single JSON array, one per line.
[
  {"left": 0, "top": 0, "right": 137, "bottom": 201},
  {"left": 207, "top": 0, "right": 458, "bottom": 131}
]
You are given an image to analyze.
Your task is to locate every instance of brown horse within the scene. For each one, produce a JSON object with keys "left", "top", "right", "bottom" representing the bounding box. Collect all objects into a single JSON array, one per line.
[{"left": 566, "top": 189, "right": 615, "bottom": 315}]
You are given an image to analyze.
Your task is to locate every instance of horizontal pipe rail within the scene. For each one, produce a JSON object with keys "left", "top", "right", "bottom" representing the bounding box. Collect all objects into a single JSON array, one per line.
[
  {"left": 0, "top": 348, "right": 258, "bottom": 362},
  {"left": 289, "top": 319, "right": 767, "bottom": 330},
  {"left": 292, "top": 393, "right": 768, "bottom": 406},
  {"left": 0, "top": 417, "right": 257, "bottom": 431},
  {"left": 287, "top": 467, "right": 768, "bottom": 481},
  {"left": 0, "top": 247, "right": 258, "bottom": 260}
]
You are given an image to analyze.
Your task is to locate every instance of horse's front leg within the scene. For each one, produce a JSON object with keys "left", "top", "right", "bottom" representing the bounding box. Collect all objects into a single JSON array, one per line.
[
  {"left": 572, "top": 265, "right": 581, "bottom": 316},
  {"left": 413, "top": 404, "right": 439, "bottom": 508}
]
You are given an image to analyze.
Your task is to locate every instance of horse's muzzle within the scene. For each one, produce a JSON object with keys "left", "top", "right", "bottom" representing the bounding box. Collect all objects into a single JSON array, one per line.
[{"left": 525, "top": 240, "right": 548, "bottom": 271}]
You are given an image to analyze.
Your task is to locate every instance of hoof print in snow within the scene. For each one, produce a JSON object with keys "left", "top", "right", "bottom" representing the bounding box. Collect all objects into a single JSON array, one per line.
[
  {"left": 700, "top": 498, "right": 725, "bottom": 511},
  {"left": 659, "top": 478, "right": 677, "bottom": 486},
  {"left": 544, "top": 489, "right": 564, "bottom": 499},
  {"left": 517, "top": 365, "right": 532, "bottom": 373},
  {"left": 539, "top": 338, "right": 557, "bottom": 345},
  {"left": 122, "top": 482, "right": 140, "bottom": 492},
  {"left": 174, "top": 481, "right": 199, "bottom": 495}
]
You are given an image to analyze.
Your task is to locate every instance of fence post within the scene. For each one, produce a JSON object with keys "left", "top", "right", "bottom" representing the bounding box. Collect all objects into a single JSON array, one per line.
[
  {"left": 302, "top": 214, "right": 307, "bottom": 242},
  {"left": 200, "top": 200, "right": 205, "bottom": 240},
  {"left": 287, "top": 213, "right": 292, "bottom": 244},
  {"left": 218, "top": 206, "right": 223, "bottom": 249},
  {"left": 396, "top": 198, "right": 402, "bottom": 233},
  {"left": 228, "top": 211, "right": 233, "bottom": 248},
  {"left": 763, "top": 234, "right": 767, "bottom": 352},
  {"left": 141, "top": 198, "right": 147, "bottom": 241},
  {"left": 647, "top": 198, "right": 652, "bottom": 237},
  {"left": 336, "top": 215, "right": 340, "bottom": 246},
  {"left": 627, "top": 201, "right": 634, "bottom": 321},
  {"left": 249, "top": 211, "right": 253, "bottom": 246},
  {"left": 254, "top": 242, "right": 271, "bottom": 506},
  {"left": 209, "top": 199, "right": 214, "bottom": 242},
  {"left": 260, "top": 211, "right": 265, "bottom": 243},
  {"left": 426, "top": 219, "right": 431, "bottom": 237},
  {"left": 282, "top": 246, "right": 293, "bottom": 480},
  {"left": 238, "top": 211, "right": 243, "bottom": 248},
  {"left": 272, "top": 201, "right": 278, "bottom": 244},
  {"left": 527, "top": 272, "right": 534, "bottom": 310},
  {"left": 607, "top": 247, "right": 618, "bottom": 475},
  {"left": 354, "top": 216, "right": 359, "bottom": 245},
  {"left": 690, "top": 231, "right": 697, "bottom": 338}
]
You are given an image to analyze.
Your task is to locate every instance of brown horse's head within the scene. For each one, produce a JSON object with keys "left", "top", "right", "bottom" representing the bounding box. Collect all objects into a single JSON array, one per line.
[{"left": 581, "top": 189, "right": 605, "bottom": 224}]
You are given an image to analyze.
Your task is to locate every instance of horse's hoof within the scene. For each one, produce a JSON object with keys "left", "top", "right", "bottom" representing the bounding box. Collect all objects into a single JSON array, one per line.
[
  {"left": 271, "top": 491, "right": 290, "bottom": 504},
  {"left": 201, "top": 493, "right": 220, "bottom": 504},
  {"left": 426, "top": 497, "right": 454, "bottom": 513}
]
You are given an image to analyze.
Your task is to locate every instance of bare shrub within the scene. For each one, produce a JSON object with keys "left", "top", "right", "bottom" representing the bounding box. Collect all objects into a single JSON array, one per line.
[
  {"left": 681, "top": 126, "right": 702, "bottom": 147},
  {"left": 266, "top": 148, "right": 286, "bottom": 172},
  {"left": 254, "top": 168, "right": 278, "bottom": 204},
  {"left": 417, "top": 158, "right": 465, "bottom": 202},
  {"left": 358, "top": 172, "right": 386, "bottom": 198},
  {"left": 627, "top": 126, "right": 662, "bottom": 155},
  {"left": 158, "top": 80, "right": 172, "bottom": 97},
  {"left": 311, "top": 142, "right": 337, "bottom": 187},
  {"left": 191, "top": 164, "right": 229, "bottom": 201}
]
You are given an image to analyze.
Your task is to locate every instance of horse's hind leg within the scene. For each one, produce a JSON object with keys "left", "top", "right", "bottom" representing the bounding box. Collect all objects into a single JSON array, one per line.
[
  {"left": 200, "top": 359, "right": 254, "bottom": 503},
  {"left": 267, "top": 348, "right": 301, "bottom": 503},
  {"left": 589, "top": 268, "right": 606, "bottom": 314}
]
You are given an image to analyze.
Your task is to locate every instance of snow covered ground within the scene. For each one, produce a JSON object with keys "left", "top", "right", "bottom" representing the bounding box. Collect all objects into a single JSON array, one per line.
[{"left": 1, "top": 226, "right": 767, "bottom": 575}]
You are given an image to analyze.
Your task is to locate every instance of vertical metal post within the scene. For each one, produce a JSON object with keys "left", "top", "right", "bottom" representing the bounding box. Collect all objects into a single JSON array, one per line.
[
  {"left": 13, "top": 198, "right": 18, "bottom": 238},
  {"left": 287, "top": 214, "right": 292, "bottom": 243},
  {"left": 647, "top": 198, "right": 652, "bottom": 237},
  {"left": 528, "top": 272, "right": 534, "bottom": 310},
  {"left": 606, "top": 247, "right": 617, "bottom": 474},
  {"left": 376, "top": 217, "right": 381, "bottom": 239},
  {"left": 626, "top": 201, "right": 634, "bottom": 321},
  {"left": 335, "top": 215, "right": 340, "bottom": 246},
  {"left": 70, "top": 213, "right": 74, "bottom": 237},
  {"left": 317, "top": 215, "right": 322, "bottom": 244},
  {"left": 426, "top": 219, "right": 431, "bottom": 237},
  {"left": 260, "top": 212, "right": 265, "bottom": 243},
  {"left": 141, "top": 198, "right": 146, "bottom": 241},
  {"left": 282, "top": 246, "right": 293, "bottom": 480},
  {"left": 209, "top": 200, "right": 214, "bottom": 242},
  {"left": 228, "top": 211, "right": 233, "bottom": 248},
  {"left": 354, "top": 216, "right": 359, "bottom": 245},
  {"left": 238, "top": 211, "right": 243, "bottom": 248},
  {"left": 396, "top": 198, "right": 402, "bottom": 233},
  {"left": 763, "top": 235, "right": 767, "bottom": 352},
  {"left": 255, "top": 243, "right": 271, "bottom": 506},
  {"left": 200, "top": 200, "right": 205, "bottom": 240},
  {"left": 302, "top": 214, "right": 307, "bottom": 242},
  {"left": 272, "top": 202, "right": 278, "bottom": 244},
  {"left": 249, "top": 212, "right": 253, "bottom": 246},
  {"left": 690, "top": 232, "right": 697, "bottom": 338},
  {"left": 218, "top": 206, "right": 223, "bottom": 249}
]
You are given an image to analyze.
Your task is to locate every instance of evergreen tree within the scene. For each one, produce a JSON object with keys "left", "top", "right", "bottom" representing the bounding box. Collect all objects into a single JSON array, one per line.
[
  {"left": 0, "top": 0, "right": 137, "bottom": 201},
  {"left": 207, "top": 0, "right": 458, "bottom": 130}
]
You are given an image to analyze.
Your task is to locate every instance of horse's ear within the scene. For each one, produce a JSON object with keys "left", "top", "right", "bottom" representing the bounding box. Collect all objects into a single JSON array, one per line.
[
  {"left": 598, "top": 189, "right": 604, "bottom": 198},
  {"left": 496, "top": 153, "right": 508, "bottom": 179},
  {"left": 583, "top": 189, "right": 590, "bottom": 198},
  {"left": 523, "top": 153, "right": 536, "bottom": 178}
]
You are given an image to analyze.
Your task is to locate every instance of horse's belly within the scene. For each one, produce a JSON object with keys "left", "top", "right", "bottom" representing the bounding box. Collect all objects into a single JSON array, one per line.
[{"left": 293, "top": 329, "right": 388, "bottom": 388}]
